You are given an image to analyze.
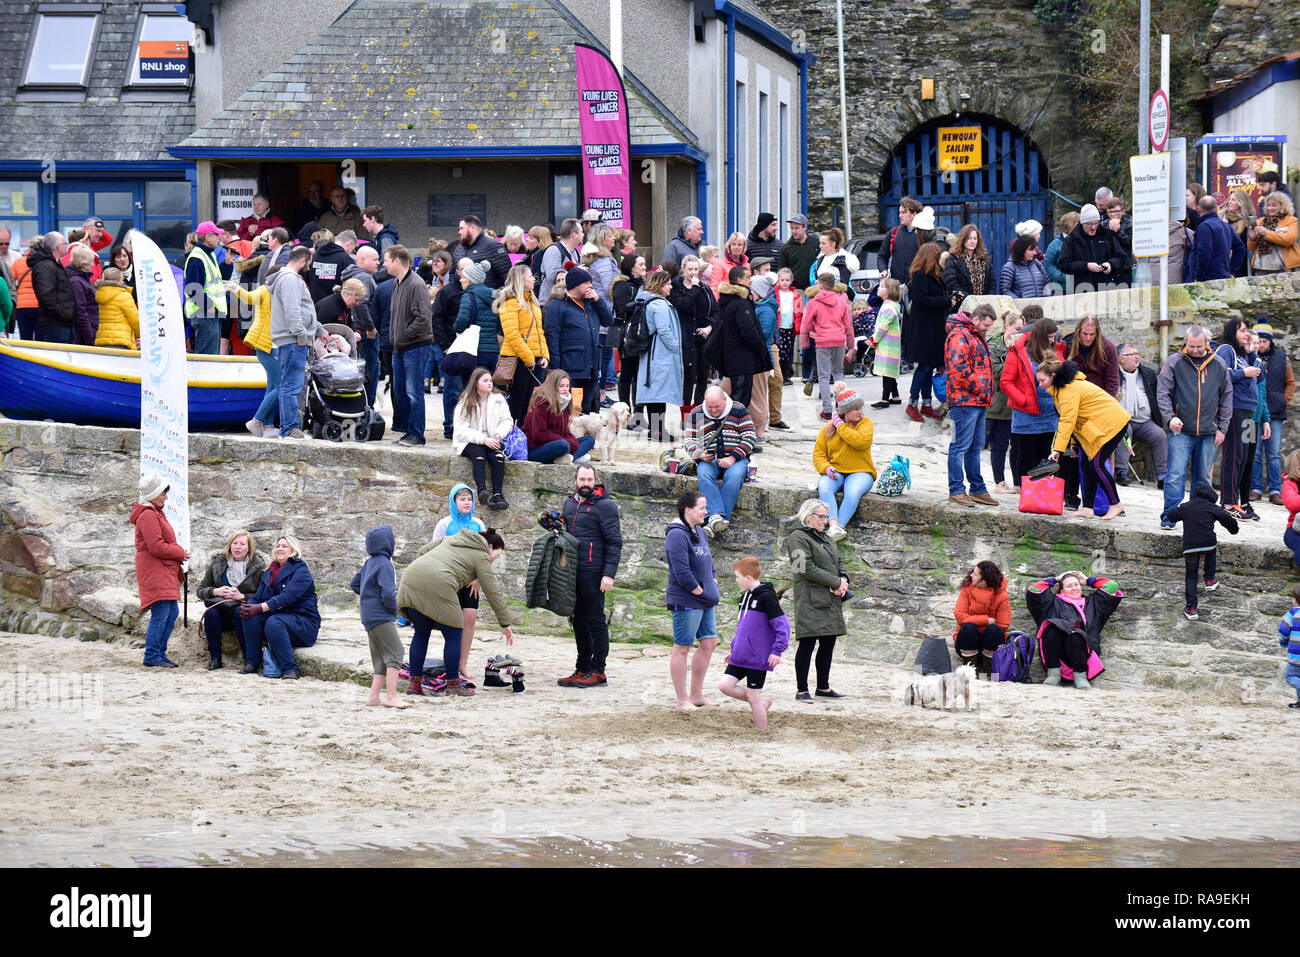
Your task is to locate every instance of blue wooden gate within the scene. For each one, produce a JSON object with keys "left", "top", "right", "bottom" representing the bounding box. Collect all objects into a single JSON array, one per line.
[{"left": 878, "top": 115, "right": 1052, "bottom": 284}]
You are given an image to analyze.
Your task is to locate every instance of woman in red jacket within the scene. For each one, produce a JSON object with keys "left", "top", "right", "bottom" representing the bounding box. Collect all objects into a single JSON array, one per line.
[
  {"left": 1001, "top": 315, "right": 1065, "bottom": 487},
  {"left": 523, "top": 369, "right": 595, "bottom": 464},
  {"left": 131, "top": 473, "right": 190, "bottom": 668},
  {"left": 953, "top": 560, "right": 1011, "bottom": 674}
]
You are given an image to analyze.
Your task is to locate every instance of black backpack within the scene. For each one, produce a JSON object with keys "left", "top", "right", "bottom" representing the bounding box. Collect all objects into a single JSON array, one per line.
[{"left": 620, "top": 297, "right": 653, "bottom": 359}]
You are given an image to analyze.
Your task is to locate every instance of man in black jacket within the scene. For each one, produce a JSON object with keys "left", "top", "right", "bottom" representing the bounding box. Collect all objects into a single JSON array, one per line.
[
  {"left": 877, "top": 197, "right": 924, "bottom": 280},
  {"left": 713, "top": 267, "right": 772, "bottom": 408},
  {"left": 1114, "top": 343, "right": 1167, "bottom": 486},
  {"left": 306, "top": 230, "right": 355, "bottom": 303},
  {"left": 745, "top": 212, "right": 782, "bottom": 262},
  {"left": 28, "top": 233, "right": 76, "bottom": 343},
  {"left": 559, "top": 464, "right": 622, "bottom": 688},
  {"left": 448, "top": 215, "right": 511, "bottom": 293},
  {"left": 1057, "top": 204, "right": 1128, "bottom": 293}
]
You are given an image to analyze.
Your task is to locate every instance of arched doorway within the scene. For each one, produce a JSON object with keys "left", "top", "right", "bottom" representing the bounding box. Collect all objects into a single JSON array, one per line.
[{"left": 878, "top": 114, "right": 1052, "bottom": 278}]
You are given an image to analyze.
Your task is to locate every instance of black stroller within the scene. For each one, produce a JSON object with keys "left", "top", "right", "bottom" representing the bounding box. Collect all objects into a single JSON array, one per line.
[{"left": 302, "top": 323, "right": 385, "bottom": 441}]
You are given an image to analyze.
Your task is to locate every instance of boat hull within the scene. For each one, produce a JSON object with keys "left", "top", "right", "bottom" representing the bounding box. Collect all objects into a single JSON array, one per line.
[{"left": 0, "top": 340, "right": 268, "bottom": 431}]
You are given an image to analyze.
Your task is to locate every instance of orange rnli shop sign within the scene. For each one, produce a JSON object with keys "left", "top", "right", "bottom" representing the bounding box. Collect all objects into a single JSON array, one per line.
[
  {"left": 139, "top": 40, "right": 189, "bottom": 80},
  {"left": 937, "top": 126, "right": 982, "bottom": 171}
]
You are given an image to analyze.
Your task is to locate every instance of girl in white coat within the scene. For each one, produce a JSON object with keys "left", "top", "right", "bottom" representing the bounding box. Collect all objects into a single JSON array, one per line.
[{"left": 453, "top": 367, "right": 513, "bottom": 509}]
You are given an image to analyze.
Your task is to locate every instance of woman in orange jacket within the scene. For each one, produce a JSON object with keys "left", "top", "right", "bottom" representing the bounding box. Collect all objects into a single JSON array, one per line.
[{"left": 953, "top": 560, "right": 1011, "bottom": 673}]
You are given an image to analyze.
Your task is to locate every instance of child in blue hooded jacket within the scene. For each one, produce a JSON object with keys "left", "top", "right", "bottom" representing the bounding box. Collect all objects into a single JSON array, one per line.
[
  {"left": 426, "top": 482, "right": 487, "bottom": 687},
  {"left": 718, "top": 556, "right": 790, "bottom": 729},
  {"left": 350, "top": 525, "right": 410, "bottom": 708},
  {"left": 1277, "top": 582, "right": 1300, "bottom": 709}
]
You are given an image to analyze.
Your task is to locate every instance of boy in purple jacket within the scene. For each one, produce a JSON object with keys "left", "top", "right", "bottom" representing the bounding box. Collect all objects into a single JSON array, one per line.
[{"left": 718, "top": 557, "right": 790, "bottom": 730}]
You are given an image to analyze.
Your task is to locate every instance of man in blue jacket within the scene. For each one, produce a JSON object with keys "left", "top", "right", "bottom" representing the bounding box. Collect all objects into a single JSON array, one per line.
[
  {"left": 544, "top": 266, "right": 611, "bottom": 413},
  {"left": 1186, "top": 196, "right": 1241, "bottom": 282}
]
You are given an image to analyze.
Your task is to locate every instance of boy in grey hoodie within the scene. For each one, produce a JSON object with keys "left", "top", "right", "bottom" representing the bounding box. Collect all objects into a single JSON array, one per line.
[{"left": 349, "top": 525, "right": 411, "bottom": 708}]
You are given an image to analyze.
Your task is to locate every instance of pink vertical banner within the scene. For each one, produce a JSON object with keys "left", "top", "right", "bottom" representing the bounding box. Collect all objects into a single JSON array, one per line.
[{"left": 574, "top": 43, "right": 632, "bottom": 229}]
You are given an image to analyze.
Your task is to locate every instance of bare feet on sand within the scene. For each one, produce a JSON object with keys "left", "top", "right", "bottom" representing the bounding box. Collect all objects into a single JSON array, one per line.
[
  {"left": 676, "top": 700, "right": 700, "bottom": 710},
  {"left": 382, "top": 698, "right": 412, "bottom": 709},
  {"left": 365, "top": 694, "right": 380, "bottom": 706},
  {"left": 691, "top": 697, "right": 720, "bottom": 707}
]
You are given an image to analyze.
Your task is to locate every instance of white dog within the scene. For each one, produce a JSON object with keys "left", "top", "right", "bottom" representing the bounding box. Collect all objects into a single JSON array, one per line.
[
  {"left": 902, "top": 664, "right": 976, "bottom": 711},
  {"left": 571, "top": 402, "right": 630, "bottom": 465}
]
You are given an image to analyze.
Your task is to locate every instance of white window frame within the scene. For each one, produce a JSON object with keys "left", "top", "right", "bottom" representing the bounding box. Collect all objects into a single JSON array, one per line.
[
  {"left": 778, "top": 77, "right": 792, "bottom": 228},
  {"left": 734, "top": 60, "right": 748, "bottom": 235},
  {"left": 21, "top": 8, "right": 101, "bottom": 90},
  {"left": 125, "top": 9, "right": 195, "bottom": 89}
]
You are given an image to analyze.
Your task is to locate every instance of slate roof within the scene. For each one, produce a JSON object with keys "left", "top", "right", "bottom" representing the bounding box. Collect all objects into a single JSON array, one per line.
[
  {"left": 174, "top": 0, "right": 697, "bottom": 154},
  {"left": 0, "top": 1, "right": 196, "bottom": 162}
]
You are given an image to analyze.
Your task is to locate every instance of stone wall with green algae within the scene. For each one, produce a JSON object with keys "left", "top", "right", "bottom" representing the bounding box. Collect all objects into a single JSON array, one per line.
[{"left": 1, "top": 418, "right": 1293, "bottom": 701}]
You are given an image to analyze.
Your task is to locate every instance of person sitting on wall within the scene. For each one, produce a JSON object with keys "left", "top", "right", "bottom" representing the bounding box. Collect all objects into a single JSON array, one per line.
[
  {"left": 196, "top": 530, "right": 268, "bottom": 671},
  {"left": 1024, "top": 570, "right": 1123, "bottom": 690},
  {"left": 237, "top": 535, "right": 320, "bottom": 679}
]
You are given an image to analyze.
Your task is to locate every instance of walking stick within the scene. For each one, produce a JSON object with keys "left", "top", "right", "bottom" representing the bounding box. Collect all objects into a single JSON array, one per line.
[{"left": 183, "top": 570, "right": 189, "bottom": 627}]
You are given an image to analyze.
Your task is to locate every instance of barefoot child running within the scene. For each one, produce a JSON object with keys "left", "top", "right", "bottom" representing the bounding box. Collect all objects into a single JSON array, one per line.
[
  {"left": 718, "top": 557, "right": 790, "bottom": 730},
  {"left": 350, "top": 525, "right": 411, "bottom": 708}
]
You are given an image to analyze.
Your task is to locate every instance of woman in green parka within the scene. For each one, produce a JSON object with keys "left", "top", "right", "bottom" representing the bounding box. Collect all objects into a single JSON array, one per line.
[
  {"left": 784, "top": 498, "right": 851, "bottom": 702},
  {"left": 396, "top": 527, "right": 516, "bottom": 697}
]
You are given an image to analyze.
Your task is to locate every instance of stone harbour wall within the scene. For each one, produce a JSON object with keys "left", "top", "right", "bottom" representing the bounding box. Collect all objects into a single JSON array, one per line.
[{"left": 0, "top": 418, "right": 1295, "bottom": 702}]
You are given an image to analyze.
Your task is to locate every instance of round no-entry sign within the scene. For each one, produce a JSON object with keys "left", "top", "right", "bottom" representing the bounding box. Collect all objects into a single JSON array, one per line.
[{"left": 1150, "top": 89, "right": 1170, "bottom": 152}]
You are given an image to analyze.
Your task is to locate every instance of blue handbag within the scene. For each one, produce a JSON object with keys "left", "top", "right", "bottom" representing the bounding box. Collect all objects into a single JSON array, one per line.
[{"left": 503, "top": 423, "right": 529, "bottom": 461}]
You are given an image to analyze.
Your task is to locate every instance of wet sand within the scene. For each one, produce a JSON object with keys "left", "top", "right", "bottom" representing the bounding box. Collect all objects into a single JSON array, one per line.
[{"left": 1, "top": 629, "right": 1295, "bottom": 866}]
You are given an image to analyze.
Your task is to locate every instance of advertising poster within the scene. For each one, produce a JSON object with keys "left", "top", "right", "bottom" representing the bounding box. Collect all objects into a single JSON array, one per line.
[
  {"left": 1207, "top": 145, "right": 1284, "bottom": 211},
  {"left": 574, "top": 43, "right": 631, "bottom": 229},
  {"left": 131, "top": 229, "right": 190, "bottom": 557}
]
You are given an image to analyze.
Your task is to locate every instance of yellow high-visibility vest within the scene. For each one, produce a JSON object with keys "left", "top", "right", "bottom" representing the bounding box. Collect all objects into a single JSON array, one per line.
[{"left": 183, "top": 246, "right": 227, "bottom": 319}]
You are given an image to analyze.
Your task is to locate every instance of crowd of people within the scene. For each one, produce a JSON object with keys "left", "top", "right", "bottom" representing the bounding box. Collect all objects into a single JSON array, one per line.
[{"left": 18, "top": 178, "right": 1291, "bottom": 714}]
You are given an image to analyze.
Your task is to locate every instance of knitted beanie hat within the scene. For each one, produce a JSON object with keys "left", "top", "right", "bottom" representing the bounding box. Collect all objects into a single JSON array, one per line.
[
  {"left": 462, "top": 259, "right": 490, "bottom": 285},
  {"left": 834, "top": 381, "right": 863, "bottom": 415},
  {"left": 138, "top": 472, "right": 169, "bottom": 503},
  {"left": 1252, "top": 322, "right": 1274, "bottom": 340},
  {"left": 564, "top": 264, "right": 592, "bottom": 290}
]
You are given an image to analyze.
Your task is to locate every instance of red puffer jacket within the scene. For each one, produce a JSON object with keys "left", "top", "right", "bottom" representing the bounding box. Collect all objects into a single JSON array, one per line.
[
  {"left": 130, "top": 503, "right": 187, "bottom": 609},
  {"left": 1001, "top": 337, "right": 1067, "bottom": 415},
  {"left": 943, "top": 312, "right": 993, "bottom": 408}
]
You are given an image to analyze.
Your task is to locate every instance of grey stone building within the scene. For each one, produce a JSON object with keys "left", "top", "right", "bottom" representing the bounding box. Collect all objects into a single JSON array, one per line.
[
  {"left": 0, "top": 1, "right": 198, "bottom": 256},
  {"left": 170, "top": 0, "right": 809, "bottom": 260}
]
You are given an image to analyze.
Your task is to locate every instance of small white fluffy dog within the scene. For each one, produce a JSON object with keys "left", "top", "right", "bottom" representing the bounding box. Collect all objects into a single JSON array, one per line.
[
  {"left": 902, "top": 665, "right": 976, "bottom": 711},
  {"left": 571, "top": 402, "right": 630, "bottom": 465}
]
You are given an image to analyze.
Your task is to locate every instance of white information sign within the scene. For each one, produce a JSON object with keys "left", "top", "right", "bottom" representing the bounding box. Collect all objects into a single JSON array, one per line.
[
  {"left": 1129, "top": 153, "right": 1171, "bottom": 258},
  {"left": 215, "top": 178, "right": 258, "bottom": 221}
]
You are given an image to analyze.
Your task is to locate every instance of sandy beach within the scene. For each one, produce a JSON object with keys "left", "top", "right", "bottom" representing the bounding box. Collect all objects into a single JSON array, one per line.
[{"left": 2, "top": 623, "right": 1296, "bottom": 866}]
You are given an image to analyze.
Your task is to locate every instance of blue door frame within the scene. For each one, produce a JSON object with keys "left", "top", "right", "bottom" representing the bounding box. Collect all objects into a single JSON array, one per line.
[
  {"left": 0, "top": 160, "right": 196, "bottom": 256},
  {"left": 878, "top": 116, "right": 1051, "bottom": 284}
]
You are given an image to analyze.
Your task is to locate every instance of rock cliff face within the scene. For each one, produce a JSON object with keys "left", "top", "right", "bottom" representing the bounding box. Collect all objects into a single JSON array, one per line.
[
  {"left": 1, "top": 404, "right": 1293, "bottom": 702},
  {"left": 762, "top": 0, "right": 1299, "bottom": 231},
  {"left": 1202, "top": 0, "right": 1300, "bottom": 85}
]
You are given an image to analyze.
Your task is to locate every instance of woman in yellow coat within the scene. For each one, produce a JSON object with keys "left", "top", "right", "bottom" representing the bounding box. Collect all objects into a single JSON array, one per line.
[
  {"left": 1038, "top": 357, "right": 1131, "bottom": 520},
  {"left": 813, "top": 382, "right": 877, "bottom": 541},
  {"left": 224, "top": 278, "right": 278, "bottom": 436},
  {"left": 494, "top": 263, "right": 549, "bottom": 423},
  {"left": 93, "top": 268, "right": 140, "bottom": 349}
]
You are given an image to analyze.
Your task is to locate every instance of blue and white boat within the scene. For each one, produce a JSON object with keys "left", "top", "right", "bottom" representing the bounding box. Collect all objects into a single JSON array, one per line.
[{"left": 0, "top": 340, "right": 267, "bottom": 430}]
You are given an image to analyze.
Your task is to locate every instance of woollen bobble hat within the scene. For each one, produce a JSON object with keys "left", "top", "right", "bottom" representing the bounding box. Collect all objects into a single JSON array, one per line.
[
  {"left": 565, "top": 264, "right": 592, "bottom": 290},
  {"left": 139, "top": 472, "right": 169, "bottom": 503},
  {"left": 1016, "top": 219, "right": 1044, "bottom": 237},
  {"left": 754, "top": 211, "right": 777, "bottom": 232},
  {"left": 1079, "top": 204, "right": 1102, "bottom": 224},
  {"left": 1252, "top": 322, "right": 1274, "bottom": 339},
  {"left": 833, "top": 382, "right": 864, "bottom": 415},
  {"left": 195, "top": 220, "right": 222, "bottom": 237},
  {"left": 912, "top": 206, "right": 936, "bottom": 231},
  {"left": 462, "top": 259, "right": 490, "bottom": 285},
  {"left": 750, "top": 273, "right": 776, "bottom": 300}
]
